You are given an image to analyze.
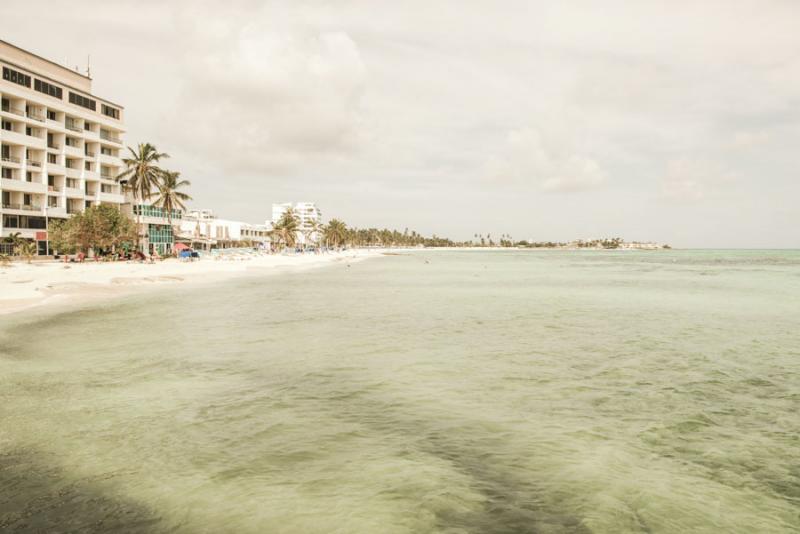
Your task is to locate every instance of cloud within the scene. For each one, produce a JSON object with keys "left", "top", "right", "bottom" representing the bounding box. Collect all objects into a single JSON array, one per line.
[
  {"left": 659, "top": 158, "right": 733, "bottom": 203},
  {"left": 485, "top": 127, "right": 607, "bottom": 192},
  {"left": 168, "top": 15, "right": 368, "bottom": 173}
]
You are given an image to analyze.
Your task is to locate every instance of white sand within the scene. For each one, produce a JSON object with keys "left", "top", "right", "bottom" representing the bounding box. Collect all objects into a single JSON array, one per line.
[{"left": 0, "top": 249, "right": 385, "bottom": 315}]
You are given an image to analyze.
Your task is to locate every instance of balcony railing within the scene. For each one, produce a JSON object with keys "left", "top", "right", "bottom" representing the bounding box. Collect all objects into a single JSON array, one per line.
[
  {"left": 1, "top": 155, "right": 21, "bottom": 164},
  {"left": 1, "top": 104, "right": 24, "bottom": 116},
  {"left": 65, "top": 123, "right": 82, "bottom": 133},
  {"left": 85, "top": 151, "right": 96, "bottom": 158},
  {"left": 26, "top": 159, "right": 42, "bottom": 168},
  {"left": 100, "top": 131, "right": 122, "bottom": 144},
  {"left": 26, "top": 111, "right": 45, "bottom": 122},
  {"left": 47, "top": 143, "right": 61, "bottom": 150},
  {"left": 2, "top": 203, "right": 41, "bottom": 211}
]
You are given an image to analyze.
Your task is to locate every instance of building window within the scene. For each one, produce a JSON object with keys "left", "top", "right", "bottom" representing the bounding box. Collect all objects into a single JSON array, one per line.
[
  {"left": 47, "top": 110, "right": 57, "bottom": 121},
  {"left": 134, "top": 205, "right": 182, "bottom": 220},
  {"left": 84, "top": 161, "right": 92, "bottom": 171},
  {"left": 68, "top": 92, "right": 96, "bottom": 111},
  {"left": 33, "top": 79, "right": 63, "bottom": 99},
  {"left": 48, "top": 196, "right": 58, "bottom": 208},
  {"left": 47, "top": 153, "right": 57, "bottom": 164},
  {"left": 101, "top": 104, "right": 120, "bottom": 120},
  {"left": 1, "top": 168, "right": 12, "bottom": 179},
  {"left": 2, "top": 66, "right": 31, "bottom": 88}
]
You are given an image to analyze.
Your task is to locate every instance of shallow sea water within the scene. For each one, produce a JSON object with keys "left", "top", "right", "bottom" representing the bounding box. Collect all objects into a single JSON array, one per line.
[{"left": 1, "top": 250, "right": 799, "bottom": 533}]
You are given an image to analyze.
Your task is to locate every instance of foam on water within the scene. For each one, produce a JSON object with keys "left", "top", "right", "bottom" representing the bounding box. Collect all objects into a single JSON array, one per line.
[{"left": 1, "top": 250, "right": 799, "bottom": 533}]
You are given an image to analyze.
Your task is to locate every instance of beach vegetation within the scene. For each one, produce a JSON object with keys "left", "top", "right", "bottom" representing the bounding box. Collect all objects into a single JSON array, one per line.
[
  {"left": 117, "top": 143, "right": 170, "bottom": 249},
  {"left": 49, "top": 205, "right": 137, "bottom": 256},
  {"left": 14, "top": 241, "right": 37, "bottom": 264},
  {"left": 271, "top": 208, "right": 301, "bottom": 250},
  {"left": 153, "top": 170, "right": 192, "bottom": 227},
  {"left": 323, "top": 219, "right": 348, "bottom": 248}
]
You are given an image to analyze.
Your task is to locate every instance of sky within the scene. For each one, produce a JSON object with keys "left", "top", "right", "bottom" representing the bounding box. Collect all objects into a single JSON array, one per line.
[{"left": 3, "top": 0, "right": 798, "bottom": 247}]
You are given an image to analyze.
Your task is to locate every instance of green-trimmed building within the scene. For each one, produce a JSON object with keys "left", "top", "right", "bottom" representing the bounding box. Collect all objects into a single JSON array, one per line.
[{"left": 130, "top": 204, "right": 181, "bottom": 255}]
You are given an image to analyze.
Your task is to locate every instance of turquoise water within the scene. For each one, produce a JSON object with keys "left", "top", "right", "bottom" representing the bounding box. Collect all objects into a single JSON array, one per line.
[{"left": 1, "top": 250, "right": 799, "bottom": 533}]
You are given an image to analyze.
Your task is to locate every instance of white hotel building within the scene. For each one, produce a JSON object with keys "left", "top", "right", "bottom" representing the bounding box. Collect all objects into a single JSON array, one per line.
[
  {"left": 179, "top": 209, "right": 270, "bottom": 250},
  {"left": 0, "top": 40, "right": 127, "bottom": 255},
  {"left": 271, "top": 202, "right": 322, "bottom": 246}
]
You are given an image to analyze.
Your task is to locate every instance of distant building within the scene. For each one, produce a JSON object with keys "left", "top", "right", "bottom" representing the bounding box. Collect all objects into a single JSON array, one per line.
[
  {"left": 178, "top": 209, "right": 269, "bottom": 250},
  {"left": 0, "top": 40, "right": 126, "bottom": 255},
  {"left": 270, "top": 202, "right": 321, "bottom": 246}
]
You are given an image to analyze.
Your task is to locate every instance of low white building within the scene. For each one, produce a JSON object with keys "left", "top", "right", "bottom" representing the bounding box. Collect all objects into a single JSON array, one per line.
[
  {"left": 178, "top": 209, "right": 270, "bottom": 249},
  {"left": 270, "top": 202, "right": 321, "bottom": 246}
]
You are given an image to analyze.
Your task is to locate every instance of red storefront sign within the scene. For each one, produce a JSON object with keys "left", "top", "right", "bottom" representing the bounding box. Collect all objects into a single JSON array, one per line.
[{"left": 36, "top": 231, "right": 48, "bottom": 241}]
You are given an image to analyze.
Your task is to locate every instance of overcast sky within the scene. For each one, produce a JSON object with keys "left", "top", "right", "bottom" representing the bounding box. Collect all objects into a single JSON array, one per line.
[{"left": 4, "top": 1, "right": 798, "bottom": 247}]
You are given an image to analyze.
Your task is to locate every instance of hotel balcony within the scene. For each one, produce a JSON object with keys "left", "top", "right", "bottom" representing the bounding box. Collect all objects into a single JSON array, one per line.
[
  {"left": 26, "top": 110, "right": 46, "bottom": 123},
  {"left": 64, "top": 144, "right": 84, "bottom": 158},
  {"left": 99, "top": 131, "right": 123, "bottom": 145},
  {"left": 26, "top": 158, "right": 43, "bottom": 169},
  {"left": 23, "top": 133, "right": 46, "bottom": 149},
  {"left": 1, "top": 129, "right": 36, "bottom": 147},
  {"left": 0, "top": 102, "right": 25, "bottom": 118},
  {"left": 1, "top": 177, "right": 47, "bottom": 194},
  {"left": 84, "top": 170, "right": 99, "bottom": 181},
  {"left": 65, "top": 166, "right": 81, "bottom": 178},
  {"left": 47, "top": 162, "right": 66, "bottom": 175},
  {"left": 65, "top": 122, "right": 83, "bottom": 134},
  {"left": 46, "top": 205, "right": 67, "bottom": 218},
  {"left": 47, "top": 142, "right": 61, "bottom": 152},
  {"left": 98, "top": 192, "right": 125, "bottom": 204},
  {"left": 64, "top": 186, "right": 84, "bottom": 198},
  {"left": 1, "top": 154, "right": 21, "bottom": 167},
  {"left": 46, "top": 117, "right": 64, "bottom": 130},
  {"left": 47, "top": 185, "right": 63, "bottom": 194},
  {"left": 1, "top": 202, "right": 43, "bottom": 215},
  {"left": 98, "top": 153, "right": 122, "bottom": 166}
]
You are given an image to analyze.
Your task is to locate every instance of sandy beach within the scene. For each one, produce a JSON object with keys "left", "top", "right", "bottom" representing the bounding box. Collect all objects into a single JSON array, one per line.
[{"left": 0, "top": 249, "right": 384, "bottom": 316}]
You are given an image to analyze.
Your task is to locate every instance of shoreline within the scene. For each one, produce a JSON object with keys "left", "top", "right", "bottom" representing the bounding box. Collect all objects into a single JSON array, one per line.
[{"left": 0, "top": 249, "right": 386, "bottom": 317}]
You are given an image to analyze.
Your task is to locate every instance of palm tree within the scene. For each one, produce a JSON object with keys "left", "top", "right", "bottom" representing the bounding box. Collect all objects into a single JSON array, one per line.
[
  {"left": 2, "top": 231, "right": 22, "bottom": 247},
  {"left": 304, "top": 218, "right": 324, "bottom": 250},
  {"left": 15, "top": 240, "right": 37, "bottom": 263},
  {"left": 116, "top": 143, "right": 169, "bottom": 250},
  {"left": 323, "top": 219, "right": 348, "bottom": 249},
  {"left": 153, "top": 170, "right": 192, "bottom": 228},
  {"left": 271, "top": 207, "right": 300, "bottom": 251}
]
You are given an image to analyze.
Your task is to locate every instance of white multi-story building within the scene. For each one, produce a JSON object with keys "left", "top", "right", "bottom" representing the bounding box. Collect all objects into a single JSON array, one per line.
[
  {"left": 179, "top": 209, "right": 270, "bottom": 250},
  {"left": 0, "top": 40, "right": 126, "bottom": 255},
  {"left": 270, "top": 202, "right": 321, "bottom": 246}
]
